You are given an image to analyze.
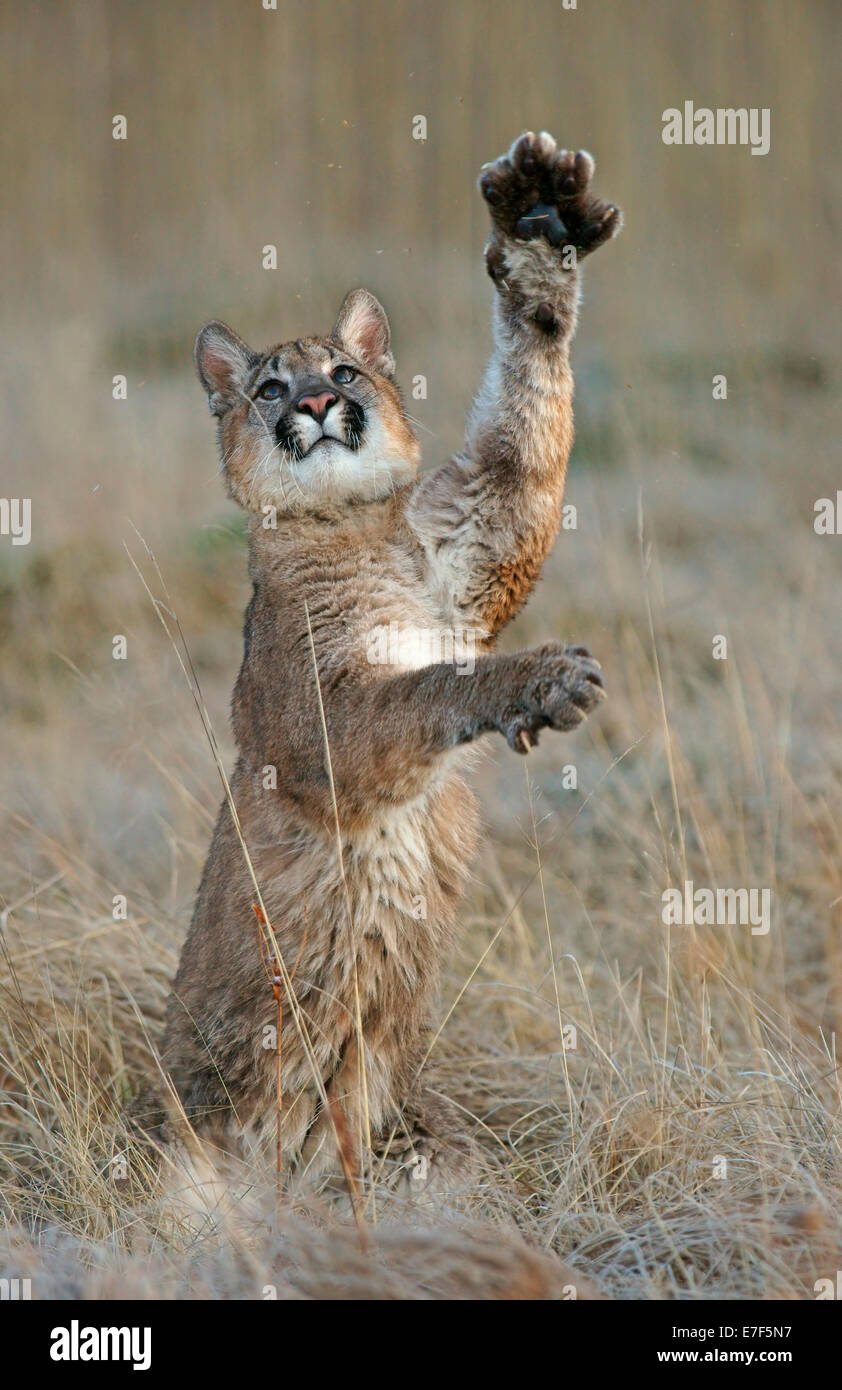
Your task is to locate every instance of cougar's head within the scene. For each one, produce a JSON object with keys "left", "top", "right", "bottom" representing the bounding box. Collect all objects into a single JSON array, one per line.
[{"left": 195, "top": 289, "right": 420, "bottom": 516}]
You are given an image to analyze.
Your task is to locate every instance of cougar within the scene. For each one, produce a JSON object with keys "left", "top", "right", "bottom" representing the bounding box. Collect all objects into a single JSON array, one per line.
[{"left": 139, "top": 132, "right": 622, "bottom": 1205}]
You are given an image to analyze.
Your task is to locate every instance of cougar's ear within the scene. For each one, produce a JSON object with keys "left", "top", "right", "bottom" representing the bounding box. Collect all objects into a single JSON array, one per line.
[
  {"left": 331, "top": 289, "right": 395, "bottom": 378},
  {"left": 195, "top": 321, "right": 256, "bottom": 415}
]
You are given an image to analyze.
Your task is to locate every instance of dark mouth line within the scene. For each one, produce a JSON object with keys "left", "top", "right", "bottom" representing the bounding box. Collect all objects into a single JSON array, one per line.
[
  {"left": 308, "top": 436, "right": 343, "bottom": 452},
  {"left": 275, "top": 405, "right": 366, "bottom": 460}
]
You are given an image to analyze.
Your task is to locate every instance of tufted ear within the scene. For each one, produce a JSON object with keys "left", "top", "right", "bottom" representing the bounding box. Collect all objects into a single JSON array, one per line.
[
  {"left": 195, "top": 321, "right": 256, "bottom": 415},
  {"left": 331, "top": 289, "right": 395, "bottom": 378}
]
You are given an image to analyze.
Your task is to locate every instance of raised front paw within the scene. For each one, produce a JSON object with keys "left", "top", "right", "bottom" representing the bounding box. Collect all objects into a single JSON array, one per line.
[
  {"left": 501, "top": 641, "right": 606, "bottom": 753},
  {"left": 479, "top": 131, "right": 622, "bottom": 260}
]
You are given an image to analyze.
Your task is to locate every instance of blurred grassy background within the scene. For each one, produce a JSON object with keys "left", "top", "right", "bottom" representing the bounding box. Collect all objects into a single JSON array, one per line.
[
  {"left": 2, "top": 0, "right": 839, "bottom": 888},
  {"left": 1, "top": 0, "right": 841, "bottom": 1298}
]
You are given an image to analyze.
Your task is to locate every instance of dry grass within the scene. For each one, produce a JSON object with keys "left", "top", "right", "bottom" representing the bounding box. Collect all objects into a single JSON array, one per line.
[{"left": 1, "top": 0, "right": 840, "bottom": 1299}]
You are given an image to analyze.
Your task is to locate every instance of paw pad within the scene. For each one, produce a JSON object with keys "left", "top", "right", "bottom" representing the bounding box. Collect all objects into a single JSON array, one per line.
[
  {"left": 479, "top": 133, "right": 622, "bottom": 258},
  {"left": 515, "top": 202, "right": 568, "bottom": 247}
]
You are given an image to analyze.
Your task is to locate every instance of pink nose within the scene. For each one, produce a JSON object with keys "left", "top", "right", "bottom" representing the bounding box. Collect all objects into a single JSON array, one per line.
[{"left": 296, "top": 391, "right": 338, "bottom": 422}]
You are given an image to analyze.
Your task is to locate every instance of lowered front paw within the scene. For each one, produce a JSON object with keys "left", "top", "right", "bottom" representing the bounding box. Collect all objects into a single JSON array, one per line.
[
  {"left": 479, "top": 131, "right": 622, "bottom": 263},
  {"left": 501, "top": 641, "right": 606, "bottom": 752}
]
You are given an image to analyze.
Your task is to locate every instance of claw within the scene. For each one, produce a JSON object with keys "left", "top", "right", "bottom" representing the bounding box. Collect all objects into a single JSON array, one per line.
[{"left": 514, "top": 727, "right": 534, "bottom": 754}]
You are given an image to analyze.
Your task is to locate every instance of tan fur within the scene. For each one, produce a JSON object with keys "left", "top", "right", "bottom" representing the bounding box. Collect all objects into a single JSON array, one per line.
[{"left": 135, "top": 133, "right": 622, "bottom": 1199}]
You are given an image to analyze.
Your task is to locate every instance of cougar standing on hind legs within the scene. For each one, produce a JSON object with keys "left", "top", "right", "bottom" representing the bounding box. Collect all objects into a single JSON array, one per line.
[{"left": 140, "top": 132, "right": 622, "bottom": 1201}]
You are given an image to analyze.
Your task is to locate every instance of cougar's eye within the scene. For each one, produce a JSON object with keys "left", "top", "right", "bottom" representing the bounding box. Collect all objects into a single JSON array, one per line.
[
  {"left": 332, "top": 365, "right": 356, "bottom": 385},
  {"left": 258, "top": 380, "right": 282, "bottom": 401}
]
